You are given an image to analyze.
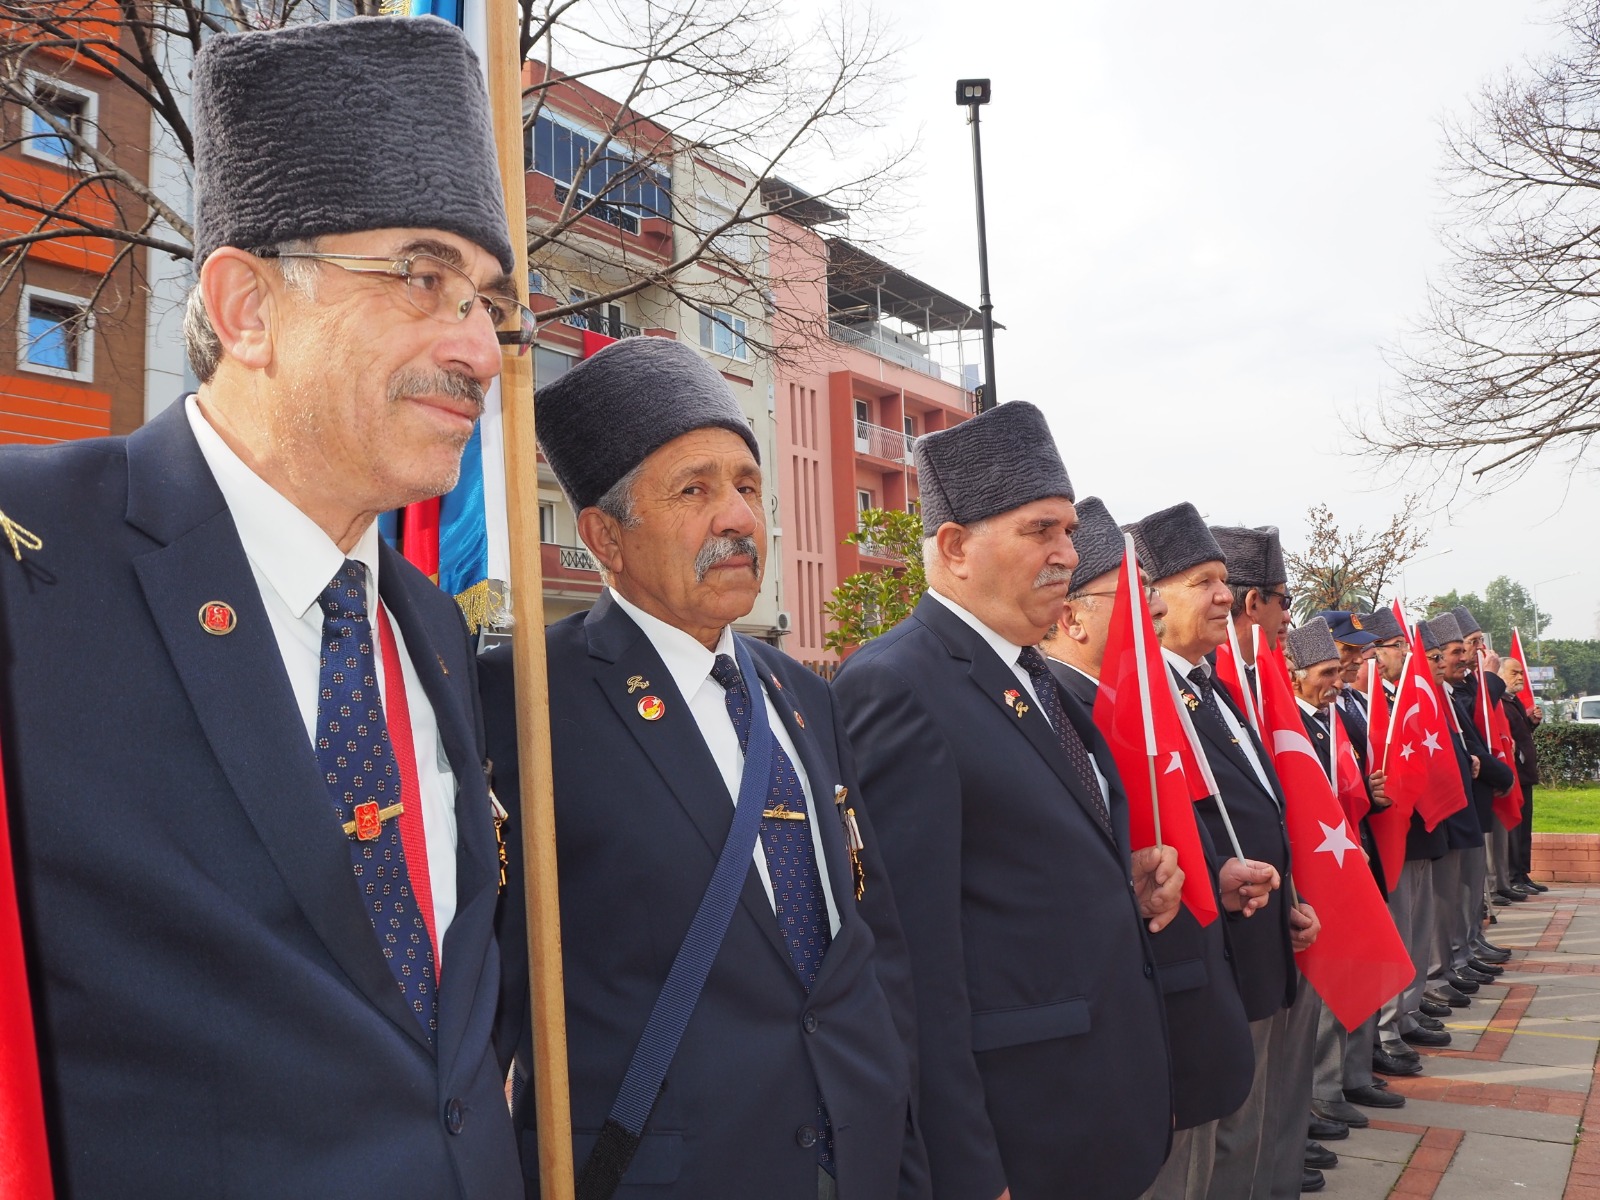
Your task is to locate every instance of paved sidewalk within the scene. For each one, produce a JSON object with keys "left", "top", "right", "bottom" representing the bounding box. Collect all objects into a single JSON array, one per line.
[{"left": 1315, "top": 885, "right": 1600, "bottom": 1199}]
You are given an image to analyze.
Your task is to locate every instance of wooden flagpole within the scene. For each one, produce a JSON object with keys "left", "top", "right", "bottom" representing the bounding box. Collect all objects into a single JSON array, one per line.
[{"left": 486, "top": 3, "right": 575, "bottom": 1196}]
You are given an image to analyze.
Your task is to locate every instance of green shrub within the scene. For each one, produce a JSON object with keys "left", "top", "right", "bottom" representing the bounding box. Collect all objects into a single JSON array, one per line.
[{"left": 1532, "top": 721, "right": 1600, "bottom": 786}]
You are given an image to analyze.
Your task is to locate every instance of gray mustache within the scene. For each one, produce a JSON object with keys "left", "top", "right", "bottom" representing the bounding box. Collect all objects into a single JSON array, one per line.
[
  {"left": 1034, "top": 564, "right": 1073, "bottom": 588},
  {"left": 695, "top": 535, "right": 760, "bottom": 582},
  {"left": 388, "top": 368, "right": 486, "bottom": 414}
]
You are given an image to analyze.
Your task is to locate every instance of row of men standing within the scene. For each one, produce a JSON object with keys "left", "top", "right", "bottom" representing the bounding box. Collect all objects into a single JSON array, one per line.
[{"left": 0, "top": 15, "right": 1543, "bottom": 1200}]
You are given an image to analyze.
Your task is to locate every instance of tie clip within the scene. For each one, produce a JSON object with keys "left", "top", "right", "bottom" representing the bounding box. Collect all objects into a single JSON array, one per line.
[
  {"left": 343, "top": 800, "right": 404, "bottom": 840},
  {"left": 762, "top": 804, "right": 807, "bottom": 822}
]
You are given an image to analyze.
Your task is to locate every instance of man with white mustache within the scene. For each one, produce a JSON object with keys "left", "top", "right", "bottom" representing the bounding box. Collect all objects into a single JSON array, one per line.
[
  {"left": 481, "top": 335, "right": 927, "bottom": 1200},
  {"left": 834, "top": 401, "right": 1183, "bottom": 1200}
]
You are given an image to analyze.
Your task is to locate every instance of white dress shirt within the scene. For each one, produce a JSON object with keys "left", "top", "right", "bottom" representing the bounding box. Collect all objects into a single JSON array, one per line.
[
  {"left": 608, "top": 590, "right": 840, "bottom": 935},
  {"left": 927, "top": 590, "right": 1110, "bottom": 807},
  {"left": 1164, "top": 647, "right": 1275, "bottom": 799},
  {"left": 186, "top": 396, "right": 458, "bottom": 946}
]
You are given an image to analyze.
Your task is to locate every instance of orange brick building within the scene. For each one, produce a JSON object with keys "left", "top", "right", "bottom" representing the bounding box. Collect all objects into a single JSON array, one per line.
[{"left": 0, "top": 2, "right": 150, "bottom": 445}]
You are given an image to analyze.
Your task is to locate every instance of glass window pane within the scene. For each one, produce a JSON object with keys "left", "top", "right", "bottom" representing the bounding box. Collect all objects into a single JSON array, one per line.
[
  {"left": 534, "top": 116, "right": 554, "bottom": 177},
  {"left": 699, "top": 310, "right": 714, "bottom": 348},
  {"left": 27, "top": 302, "right": 77, "bottom": 371}
]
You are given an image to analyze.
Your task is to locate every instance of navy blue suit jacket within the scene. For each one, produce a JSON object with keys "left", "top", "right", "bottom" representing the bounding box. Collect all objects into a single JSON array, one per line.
[
  {"left": 1052, "top": 661, "right": 1253, "bottom": 1132},
  {"left": 0, "top": 402, "right": 520, "bottom": 1198},
  {"left": 1173, "top": 666, "right": 1296, "bottom": 1022},
  {"left": 834, "top": 596, "right": 1171, "bottom": 1200},
  {"left": 482, "top": 592, "right": 926, "bottom": 1200}
]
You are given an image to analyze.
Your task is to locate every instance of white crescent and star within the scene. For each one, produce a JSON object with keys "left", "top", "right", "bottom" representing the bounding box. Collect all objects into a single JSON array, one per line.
[{"left": 1315, "top": 819, "right": 1361, "bottom": 867}]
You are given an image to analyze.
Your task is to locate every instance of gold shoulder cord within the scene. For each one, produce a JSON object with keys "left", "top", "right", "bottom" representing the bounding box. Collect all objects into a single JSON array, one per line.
[{"left": 0, "top": 508, "right": 42, "bottom": 561}]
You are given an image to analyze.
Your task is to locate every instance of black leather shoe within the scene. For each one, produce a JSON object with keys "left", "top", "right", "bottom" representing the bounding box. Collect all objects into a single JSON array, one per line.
[
  {"left": 1469, "top": 957, "right": 1505, "bottom": 976},
  {"left": 1522, "top": 878, "right": 1550, "bottom": 893},
  {"left": 1492, "top": 894, "right": 1511, "bottom": 906},
  {"left": 1420, "top": 998, "right": 1452, "bottom": 1018},
  {"left": 1445, "top": 972, "right": 1481, "bottom": 993},
  {"left": 1381, "top": 1038, "right": 1420, "bottom": 1060},
  {"left": 1496, "top": 887, "right": 1529, "bottom": 903},
  {"left": 1313, "top": 1099, "right": 1370, "bottom": 1128},
  {"left": 1402, "top": 1026, "right": 1453, "bottom": 1047},
  {"left": 1426, "top": 985, "right": 1471, "bottom": 1008},
  {"left": 1456, "top": 965, "right": 1495, "bottom": 985},
  {"left": 1346, "top": 1083, "right": 1407, "bottom": 1109},
  {"left": 1473, "top": 943, "right": 1513, "bottom": 962},
  {"left": 1302, "top": 1167, "right": 1326, "bottom": 1192},
  {"left": 1373, "top": 1047, "right": 1424, "bottom": 1075},
  {"left": 1305, "top": 1140, "right": 1338, "bottom": 1169},
  {"left": 1416, "top": 1014, "right": 1446, "bottom": 1031},
  {"left": 1308, "top": 1116, "right": 1349, "bottom": 1141}
]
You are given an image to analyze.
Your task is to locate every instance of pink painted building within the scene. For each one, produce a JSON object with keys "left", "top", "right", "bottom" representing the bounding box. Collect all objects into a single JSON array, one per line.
[{"left": 769, "top": 208, "right": 984, "bottom": 670}]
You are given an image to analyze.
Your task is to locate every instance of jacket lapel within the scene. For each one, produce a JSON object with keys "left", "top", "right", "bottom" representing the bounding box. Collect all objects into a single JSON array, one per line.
[
  {"left": 125, "top": 406, "right": 427, "bottom": 1052},
  {"left": 585, "top": 596, "right": 791, "bottom": 970}
]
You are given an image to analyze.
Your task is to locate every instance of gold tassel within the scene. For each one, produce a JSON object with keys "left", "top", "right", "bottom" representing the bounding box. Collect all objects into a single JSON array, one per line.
[
  {"left": 0, "top": 508, "right": 41, "bottom": 562},
  {"left": 453, "top": 577, "right": 511, "bottom": 634}
]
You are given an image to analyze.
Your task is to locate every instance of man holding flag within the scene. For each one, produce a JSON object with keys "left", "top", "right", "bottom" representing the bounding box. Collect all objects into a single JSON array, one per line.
[
  {"left": 835, "top": 403, "right": 1183, "bottom": 1200},
  {"left": 1041, "top": 498, "right": 1253, "bottom": 1200},
  {"left": 1453, "top": 607, "right": 1529, "bottom": 908},
  {"left": 1499, "top": 654, "right": 1545, "bottom": 894},
  {"left": 0, "top": 18, "right": 527, "bottom": 1197},
  {"left": 1130, "top": 504, "right": 1309, "bottom": 1198}
]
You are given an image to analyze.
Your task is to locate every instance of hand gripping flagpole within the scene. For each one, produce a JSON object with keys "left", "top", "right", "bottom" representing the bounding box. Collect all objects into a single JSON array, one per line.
[
  {"left": 486, "top": 2, "right": 575, "bottom": 1195},
  {"left": 1123, "top": 536, "right": 1162, "bottom": 848}
]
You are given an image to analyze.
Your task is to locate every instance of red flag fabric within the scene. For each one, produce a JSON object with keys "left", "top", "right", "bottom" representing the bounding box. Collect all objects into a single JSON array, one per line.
[
  {"left": 1330, "top": 711, "right": 1369, "bottom": 828},
  {"left": 1363, "top": 666, "right": 1409, "bottom": 891},
  {"left": 1093, "top": 541, "right": 1219, "bottom": 925},
  {"left": 1385, "top": 626, "right": 1468, "bottom": 832},
  {"left": 1213, "top": 633, "right": 1262, "bottom": 737},
  {"left": 400, "top": 497, "right": 441, "bottom": 581},
  {"left": 1255, "top": 646, "right": 1415, "bottom": 1029},
  {"left": 1509, "top": 629, "right": 1536, "bottom": 714},
  {"left": 1477, "top": 652, "right": 1525, "bottom": 831},
  {"left": 0, "top": 731, "right": 55, "bottom": 1197}
]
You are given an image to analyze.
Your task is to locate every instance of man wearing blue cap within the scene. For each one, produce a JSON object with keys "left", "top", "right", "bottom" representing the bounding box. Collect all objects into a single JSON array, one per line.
[
  {"left": 835, "top": 403, "right": 1184, "bottom": 1200},
  {"left": 0, "top": 17, "right": 529, "bottom": 1197}
]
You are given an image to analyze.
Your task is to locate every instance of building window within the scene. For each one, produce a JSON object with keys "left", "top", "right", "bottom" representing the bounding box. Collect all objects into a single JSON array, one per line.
[
  {"left": 539, "top": 502, "right": 556, "bottom": 544},
  {"left": 903, "top": 414, "right": 917, "bottom": 455},
  {"left": 524, "top": 110, "right": 672, "bottom": 233},
  {"left": 697, "top": 196, "right": 750, "bottom": 262},
  {"left": 534, "top": 346, "right": 575, "bottom": 388},
  {"left": 698, "top": 307, "right": 747, "bottom": 361},
  {"left": 23, "top": 74, "right": 96, "bottom": 166},
  {"left": 18, "top": 287, "right": 93, "bottom": 381},
  {"left": 528, "top": 270, "right": 544, "bottom": 295},
  {"left": 856, "top": 488, "right": 874, "bottom": 515}
]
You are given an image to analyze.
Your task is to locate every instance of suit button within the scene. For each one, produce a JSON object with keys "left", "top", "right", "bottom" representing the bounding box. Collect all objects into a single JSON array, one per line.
[
  {"left": 803, "top": 1011, "right": 818, "bottom": 1034},
  {"left": 797, "top": 1125, "right": 818, "bottom": 1149},
  {"left": 445, "top": 1098, "right": 464, "bottom": 1135},
  {"left": 1143, "top": 963, "right": 1154, "bottom": 978}
]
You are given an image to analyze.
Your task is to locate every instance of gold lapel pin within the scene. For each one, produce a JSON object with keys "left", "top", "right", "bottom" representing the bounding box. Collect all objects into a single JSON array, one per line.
[
  {"left": 626, "top": 674, "right": 649, "bottom": 694},
  {"left": 198, "top": 600, "right": 237, "bottom": 636}
]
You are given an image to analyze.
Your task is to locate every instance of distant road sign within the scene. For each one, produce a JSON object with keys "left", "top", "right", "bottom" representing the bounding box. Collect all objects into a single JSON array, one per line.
[{"left": 1527, "top": 666, "right": 1556, "bottom": 682}]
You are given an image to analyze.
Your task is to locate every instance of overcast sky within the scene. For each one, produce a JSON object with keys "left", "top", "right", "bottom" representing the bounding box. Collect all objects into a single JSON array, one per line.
[{"left": 851, "top": 0, "right": 1597, "bottom": 639}]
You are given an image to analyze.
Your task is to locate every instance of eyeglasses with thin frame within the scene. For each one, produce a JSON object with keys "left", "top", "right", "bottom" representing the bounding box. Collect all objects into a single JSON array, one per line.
[
  {"left": 256, "top": 249, "right": 537, "bottom": 356},
  {"left": 1260, "top": 588, "right": 1292, "bottom": 610}
]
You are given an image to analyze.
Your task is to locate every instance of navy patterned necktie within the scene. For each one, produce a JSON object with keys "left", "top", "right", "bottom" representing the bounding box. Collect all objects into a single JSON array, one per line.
[
  {"left": 709, "top": 652, "right": 833, "bottom": 1173},
  {"left": 315, "top": 560, "right": 436, "bottom": 1042},
  {"left": 1017, "top": 646, "right": 1111, "bottom": 835}
]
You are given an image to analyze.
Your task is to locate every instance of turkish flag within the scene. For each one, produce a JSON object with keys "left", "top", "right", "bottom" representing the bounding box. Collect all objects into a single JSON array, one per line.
[
  {"left": 1385, "top": 626, "right": 1468, "bottom": 832},
  {"left": 1093, "top": 541, "right": 1219, "bottom": 925},
  {"left": 1364, "top": 668, "right": 1410, "bottom": 891},
  {"left": 1328, "top": 709, "right": 1369, "bottom": 828},
  {"left": 1213, "top": 637, "right": 1262, "bottom": 737},
  {"left": 1509, "top": 629, "right": 1536, "bottom": 714},
  {"left": 0, "top": 731, "right": 54, "bottom": 1197},
  {"left": 1476, "top": 652, "right": 1525, "bottom": 831},
  {"left": 1256, "top": 646, "right": 1415, "bottom": 1029}
]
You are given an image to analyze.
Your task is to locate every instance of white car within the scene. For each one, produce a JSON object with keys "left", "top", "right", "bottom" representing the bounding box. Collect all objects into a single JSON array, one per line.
[{"left": 1575, "top": 695, "right": 1600, "bottom": 724}]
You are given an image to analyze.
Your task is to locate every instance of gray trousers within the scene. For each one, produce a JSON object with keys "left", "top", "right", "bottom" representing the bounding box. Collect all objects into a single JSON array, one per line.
[
  {"left": 1429, "top": 848, "right": 1464, "bottom": 980},
  {"left": 1137, "top": 1121, "right": 1218, "bottom": 1200},
  {"left": 1261, "top": 977, "right": 1319, "bottom": 1199},
  {"left": 1490, "top": 821, "right": 1513, "bottom": 894},
  {"left": 1451, "top": 845, "right": 1488, "bottom": 971},
  {"left": 1313, "top": 1002, "right": 1376, "bottom": 1102},
  {"left": 1380, "top": 858, "right": 1435, "bottom": 1040},
  {"left": 1208, "top": 1012, "right": 1281, "bottom": 1199}
]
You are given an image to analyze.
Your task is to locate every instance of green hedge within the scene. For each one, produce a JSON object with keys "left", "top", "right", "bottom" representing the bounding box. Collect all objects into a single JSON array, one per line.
[{"left": 1533, "top": 721, "right": 1600, "bottom": 786}]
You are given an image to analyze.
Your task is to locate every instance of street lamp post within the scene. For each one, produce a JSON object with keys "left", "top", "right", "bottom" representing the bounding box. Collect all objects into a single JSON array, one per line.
[{"left": 956, "top": 78, "right": 997, "bottom": 412}]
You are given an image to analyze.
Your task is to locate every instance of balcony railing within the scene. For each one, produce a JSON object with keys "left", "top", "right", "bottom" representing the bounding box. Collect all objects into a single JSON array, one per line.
[
  {"left": 555, "top": 544, "right": 600, "bottom": 572},
  {"left": 829, "top": 321, "right": 973, "bottom": 391},
  {"left": 854, "top": 419, "right": 911, "bottom": 463},
  {"left": 562, "top": 311, "right": 643, "bottom": 339}
]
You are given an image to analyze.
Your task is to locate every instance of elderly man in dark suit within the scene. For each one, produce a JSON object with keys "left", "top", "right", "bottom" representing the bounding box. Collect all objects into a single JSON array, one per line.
[
  {"left": 483, "top": 336, "right": 925, "bottom": 1200},
  {"left": 0, "top": 19, "right": 527, "bottom": 1197},
  {"left": 1040, "top": 497, "right": 1254, "bottom": 1200},
  {"left": 1498, "top": 658, "right": 1546, "bottom": 892},
  {"left": 834, "top": 403, "right": 1183, "bottom": 1200},
  {"left": 1131, "top": 505, "right": 1320, "bottom": 1198}
]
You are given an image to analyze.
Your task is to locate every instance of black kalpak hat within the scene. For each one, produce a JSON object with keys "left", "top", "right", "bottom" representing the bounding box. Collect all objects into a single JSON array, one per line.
[
  {"left": 192, "top": 16, "right": 514, "bottom": 273},
  {"left": 914, "top": 401, "right": 1074, "bottom": 537},
  {"left": 1129, "top": 502, "right": 1226, "bottom": 583},
  {"left": 1209, "top": 525, "right": 1285, "bottom": 589},
  {"left": 1068, "top": 496, "right": 1124, "bottom": 594},
  {"left": 536, "top": 336, "right": 760, "bottom": 511},
  {"left": 1286, "top": 617, "right": 1339, "bottom": 670}
]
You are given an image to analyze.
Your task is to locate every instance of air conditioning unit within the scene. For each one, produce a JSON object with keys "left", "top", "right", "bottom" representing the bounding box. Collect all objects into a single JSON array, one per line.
[{"left": 775, "top": 611, "right": 792, "bottom": 632}]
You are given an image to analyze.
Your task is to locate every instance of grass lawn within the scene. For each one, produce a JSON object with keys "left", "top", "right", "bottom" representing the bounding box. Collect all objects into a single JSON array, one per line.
[{"left": 1534, "top": 786, "right": 1600, "bottom": 833}]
